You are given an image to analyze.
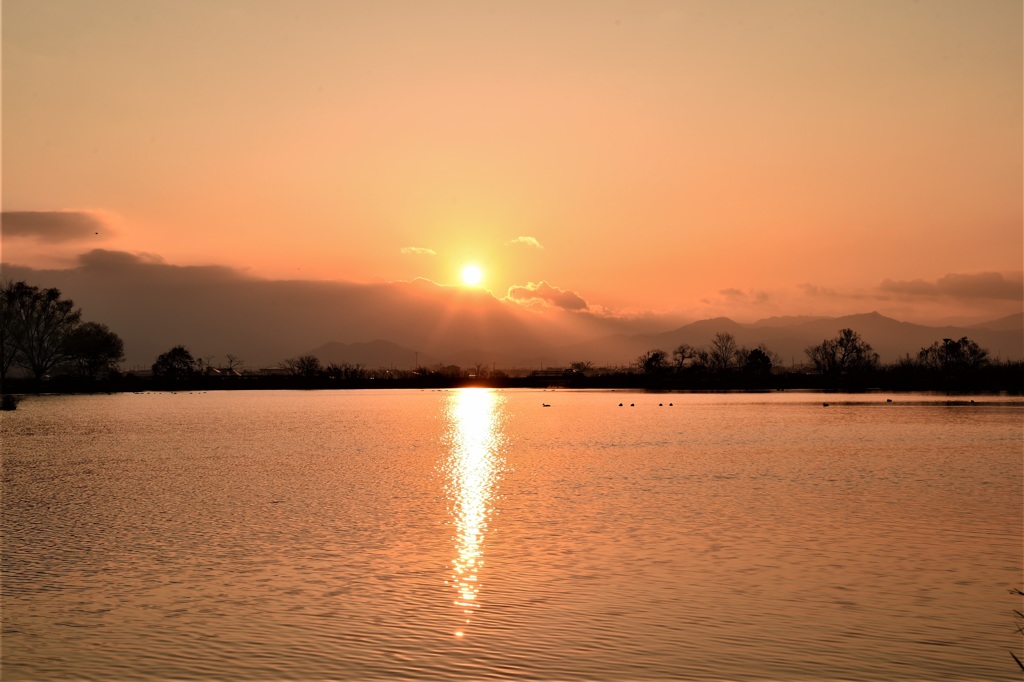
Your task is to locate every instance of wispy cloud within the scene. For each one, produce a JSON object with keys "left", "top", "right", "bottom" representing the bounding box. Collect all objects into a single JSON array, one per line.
[
  {"left": 400, "top": 246, "right": 437, "bottom": 256},
  {"left": 799, "top": 283, "right": 845, "bottom": 298},
  {"left": 880, "top": 272, "right": 1023, "bottom": 301},
  {"left": 2, "top": 210, "right": 110, "bottom": 242},
  {"left": 507, "top": 280, "right": 588, "bottom": 311},
  {"left": 506, "top": 236, "right": 543, "bottom": 249}
]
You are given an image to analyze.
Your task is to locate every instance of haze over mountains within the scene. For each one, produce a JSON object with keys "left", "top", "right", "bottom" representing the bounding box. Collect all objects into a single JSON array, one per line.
[
  {"left": 562, "top": 312, "right": 1024, "bottom": 370},
  {"left": 310, "top": 312, "right": 1023, "bottom": 372},
  {"left": 4, "top": 251, "right": 1022, "bottom": 371}
]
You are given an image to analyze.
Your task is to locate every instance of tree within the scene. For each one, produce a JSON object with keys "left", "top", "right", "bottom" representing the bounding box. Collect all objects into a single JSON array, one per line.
[
  {"left": 742, "top": 347, "right": 774, "bottom": 376},
  {"left": 225, "top": 353, "right": 244, "bottom": 373},
  {"left": 152, "top": 346, "right": 199, "bottom": 381},
  {"left": 805, "top": 328, "right": 879, "bottom": 376},
  {"left": 60, "top": 322, "right": 125, "bottom": 379},
  {"left": 283, "top": 354, "right": 322, "bottom": 378},
  {"left": 672, "top": 344, "right": 693, "bottom": 371},
  {"left": 0, "top": 280, "right": 22, "bottom": 378},
  {"left": 325, "top": 362, "right": 365, "bottom": 381},
  {"left": 569, "top": 360, "right": 593, "bottom": 373},
  {"left": 918, "top": 337, "right": 989, "bottom": 373},
  {"left": 637, "top": 349, "right": 669, "bottom": 375},
  {"left": 689, "top": 348, "right": 712, "bottom": 371},
  {"left": 708, "top": 332, "right": 738, "bottom": 372},
  {"left": 1, "top": 280, "right": 82, "bottom": 380}
]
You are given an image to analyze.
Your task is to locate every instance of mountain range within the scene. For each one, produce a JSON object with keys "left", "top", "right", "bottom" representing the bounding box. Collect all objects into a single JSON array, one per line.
[
  {"left": 306, "top": 312, "right": 1024, "bottom": 371},
  {"left": 4, "top": 252, "right": 1022, "bottom": 371},
  {"left": 555, "top": 311, "right": 1024, "bottom": 370}
]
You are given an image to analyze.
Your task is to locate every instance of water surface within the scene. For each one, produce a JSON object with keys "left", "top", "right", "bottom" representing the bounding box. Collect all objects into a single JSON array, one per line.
[{"left": 3, "top": 389, "right": 1021, "bottom": 680}]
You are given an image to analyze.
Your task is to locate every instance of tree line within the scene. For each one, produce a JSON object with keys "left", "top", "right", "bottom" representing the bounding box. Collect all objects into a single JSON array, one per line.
[{"left": 627, "top": 328, "right": 1017, "bottom": 391}]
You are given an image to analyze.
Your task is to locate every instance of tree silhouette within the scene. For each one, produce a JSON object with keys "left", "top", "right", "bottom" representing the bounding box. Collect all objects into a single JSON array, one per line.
[
  {"left": 672, "top": 344, "right": 693, "bottom": 371},
  {"left": 637, "top": 349, "right": 669, "bottom": 374},
  {"left": 742, "top": 347, "right": 774, "bottom": 376},
  {"left": 325, "top": 362, "right": 365, "bottom": 381},
  {"left": 61, "top": 322, "right": 125, "bottom": 379},
  {"left": 805, "top": 328, "right": 879, "bottom": 376},
  {"left": 918, "top": 337, "right": 989, "bottom": 373},
  {"left": 1, "top": 280, "right": 82, "bottom": 380},
  {"left": 708, "top": 332, "right": 738, "bottom": 372},
  {"left": 284, "top": 354, "right": 322, "bottom": 378},
  {"left": 0, "top": 281, "right": 22, "bottom": 378},
  {"left": 152, "top": 346, "right": 199, "bottom": 381}
]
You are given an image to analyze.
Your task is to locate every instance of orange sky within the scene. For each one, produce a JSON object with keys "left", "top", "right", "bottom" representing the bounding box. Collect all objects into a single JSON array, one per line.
[{"left": 3, "top": 0, "right": 1022, "bottom": 325}]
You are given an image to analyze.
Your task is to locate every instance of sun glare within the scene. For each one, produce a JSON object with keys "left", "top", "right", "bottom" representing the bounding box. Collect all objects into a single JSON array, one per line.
[{"left": 461, "top": 264, "right": 483, "bottom": 287}]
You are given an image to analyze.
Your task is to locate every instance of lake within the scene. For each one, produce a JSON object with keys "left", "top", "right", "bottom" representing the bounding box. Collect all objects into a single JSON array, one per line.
[{"left": 2, "top": 389, "right": 1021, "bottom": 680}]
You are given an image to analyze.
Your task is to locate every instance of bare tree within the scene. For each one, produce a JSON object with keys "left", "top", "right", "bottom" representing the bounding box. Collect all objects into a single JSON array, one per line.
[
  {"left": 672, "top": 343, "right": 693, "bottom": 371},
  {"left": 708, "top": 332, "right": 738, "bottom": 372},
  {"left": 805, "top": 328, "right": 879, "bottom": 376},
  {"left": 690, "top": 347, "right": 712, "bottom": 371},
  {"left": 283, "top": 355, "right": 322, "bottom": 378}
]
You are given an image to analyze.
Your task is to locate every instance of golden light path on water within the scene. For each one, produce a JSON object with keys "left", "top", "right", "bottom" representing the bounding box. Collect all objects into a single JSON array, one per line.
[{"left": 443, "top": 388, "right": 505, "bottom": 639}]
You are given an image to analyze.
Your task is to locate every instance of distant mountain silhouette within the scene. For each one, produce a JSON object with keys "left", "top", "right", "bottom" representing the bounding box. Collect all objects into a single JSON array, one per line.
[
  {"left": 4, "top": 252, "right": 1022, "bottom": 370},
  {"left": 557, "top": 311, "right": 1023, "bottom": 367},
  {"left": 748, "top": 315, "right": 832, "bottom": 328},
  {"left": 307, "top": 340, "right": 440, "bottom": 369},
  {"left": 967, "top": 312, "right": 1024, "bottom": 332}
]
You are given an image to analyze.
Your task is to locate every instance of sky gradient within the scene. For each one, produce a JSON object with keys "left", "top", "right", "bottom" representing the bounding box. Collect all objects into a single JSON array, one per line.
[{"left": 3, "top": 0, "right": 1022, "bottom": 326}]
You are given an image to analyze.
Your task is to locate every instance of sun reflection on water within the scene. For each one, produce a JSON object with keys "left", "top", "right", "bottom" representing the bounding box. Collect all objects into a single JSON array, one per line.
[{"left": 443, "top": 388, "right": 505, "bottom": 637}]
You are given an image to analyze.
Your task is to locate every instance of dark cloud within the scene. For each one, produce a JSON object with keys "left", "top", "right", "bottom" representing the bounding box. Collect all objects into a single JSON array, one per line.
[
  {"left": 880, "top": 272, "right": 1023, "bottom": 301},
  {"left": 507, "top": 281, "right": 588, "bottom": 310},
  {"left": 1, "top": 250, "right": 559, "bottom": 369},
  {"left": 77, "top": 249, "right": 166, "bottom": 268},
  {"left": 3, "top": 250, "right": 1021, "bottom": 369},
  {"left": 2, "top": 211, "right": 107, "bottom": 242}
]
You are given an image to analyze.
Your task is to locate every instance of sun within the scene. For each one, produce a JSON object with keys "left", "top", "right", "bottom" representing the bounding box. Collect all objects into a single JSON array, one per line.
[{"left": 461, "top": 264, "right": 483, "bottom": 286}]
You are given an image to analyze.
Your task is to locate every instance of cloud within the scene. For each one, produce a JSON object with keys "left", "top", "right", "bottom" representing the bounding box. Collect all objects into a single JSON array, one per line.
[
  {"left": 798, "top": 283, "right": 841, "bottom": 297},
  {"left": 77, "top": 249, "right": 166, "bottom": 268},
  {"left": 880, "top": 272, "right": 1023, "bottom": 301},
  {"left": 506, "top": 281, "right": 588, "bottom": 311},
  {"left": 400, "top": 246, "right": 437, "bottom": 256},
  {"left": 2, "top": 210, "right": 110, "bottom": 242},
  {"left": 506, "top": 236, "right": 543, "bottom": 249},
  {"left": 3, "top": 249, "right": 557, "bottom": 370}
]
